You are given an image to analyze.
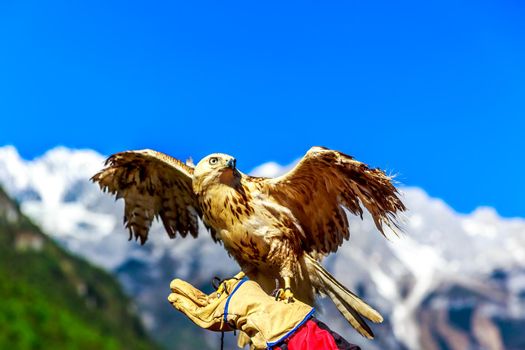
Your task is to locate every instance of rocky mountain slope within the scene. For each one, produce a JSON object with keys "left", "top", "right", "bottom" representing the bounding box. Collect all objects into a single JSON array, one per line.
[
  {"left": 1, "top": 145, "right": 524, "bottom": 349},
  {"left": 0, "top": 184, "right": 158, "bottom": 349}
]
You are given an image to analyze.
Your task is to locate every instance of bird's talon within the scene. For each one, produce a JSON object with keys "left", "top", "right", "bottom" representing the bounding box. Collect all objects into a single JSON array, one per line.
[
  {"left": 216, "top": 282, "right": 226, "bottom": 297},
  {"left": 275, "top": 288, "right": 295, "bottom": 303}
]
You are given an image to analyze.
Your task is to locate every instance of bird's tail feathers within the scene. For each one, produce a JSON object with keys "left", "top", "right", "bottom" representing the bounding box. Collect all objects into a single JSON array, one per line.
[{"left": 304, "top": 254, "right": 383, "bottom": 339}]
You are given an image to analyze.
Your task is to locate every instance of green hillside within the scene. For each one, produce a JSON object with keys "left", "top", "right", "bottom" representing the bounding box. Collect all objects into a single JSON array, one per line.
[{"left": 0, "top": 187, "right": 158, "bottom": 350}]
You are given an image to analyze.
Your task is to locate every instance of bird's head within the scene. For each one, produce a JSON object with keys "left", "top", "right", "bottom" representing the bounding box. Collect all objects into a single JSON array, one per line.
[{"left": 193, "top": 153, "right": 239, "bottom": 192}]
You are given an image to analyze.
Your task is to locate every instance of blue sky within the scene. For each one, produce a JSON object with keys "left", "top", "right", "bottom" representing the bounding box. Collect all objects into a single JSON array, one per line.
[{"left": 0, "top": 1, "right": 524, "bottom": 217}]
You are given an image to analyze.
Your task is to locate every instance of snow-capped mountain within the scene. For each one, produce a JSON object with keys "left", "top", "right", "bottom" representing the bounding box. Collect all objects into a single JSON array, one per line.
[{"left": 1, "top": 145, "right": 524, "bottom": 350}]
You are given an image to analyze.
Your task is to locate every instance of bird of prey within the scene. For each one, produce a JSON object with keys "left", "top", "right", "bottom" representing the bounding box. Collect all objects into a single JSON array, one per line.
[{"left": 91, "top": 146, "right": 405, "bottom": 339}]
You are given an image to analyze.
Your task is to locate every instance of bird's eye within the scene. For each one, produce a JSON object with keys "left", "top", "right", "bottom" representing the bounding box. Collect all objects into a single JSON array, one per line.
[{"left": 209, "top": 157, "right": 219, "bottom": 165}]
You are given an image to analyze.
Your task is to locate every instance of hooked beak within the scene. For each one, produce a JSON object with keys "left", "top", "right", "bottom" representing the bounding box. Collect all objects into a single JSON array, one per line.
[{"left": 226, "top": 158, "right": 236, "bottom": 169}]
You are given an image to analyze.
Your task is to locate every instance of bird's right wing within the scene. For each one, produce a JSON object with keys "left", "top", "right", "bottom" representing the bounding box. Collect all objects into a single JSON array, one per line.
[
  {"left": 263, "top": 147, "right": 405, "bottom": 255},
  {"left": 91, "top": 149, "right": 202, "bottom": 244}
]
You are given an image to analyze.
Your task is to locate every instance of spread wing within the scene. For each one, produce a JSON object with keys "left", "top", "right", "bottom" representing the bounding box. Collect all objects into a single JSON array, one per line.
[
  {"left": 264, "top": 146, "right": 405, "bottom": 255},
  {"left": 91, "top": 149, "right": 201, "bottom": 244}
]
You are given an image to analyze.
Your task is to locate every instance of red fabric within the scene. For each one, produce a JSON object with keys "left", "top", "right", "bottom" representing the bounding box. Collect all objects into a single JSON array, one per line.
[{"left": 276, "top": 319, "right": 340, "bottom": 350}]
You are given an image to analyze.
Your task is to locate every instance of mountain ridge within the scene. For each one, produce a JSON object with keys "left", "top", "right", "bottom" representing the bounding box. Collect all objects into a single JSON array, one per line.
[
  {"left": 1, "top": 145, "right": 524, "bottom": 350},
  {"left": 0, "top": 184, "right": 158, "bottom": 349}
]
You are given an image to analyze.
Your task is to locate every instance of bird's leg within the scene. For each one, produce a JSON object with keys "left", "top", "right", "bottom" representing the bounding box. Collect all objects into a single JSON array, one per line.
[
  {"left": 281, "top": 276, "right": 295, "bottom": 303},
  {"left": 274, "top": 276, "right": 295, "bottom": 304},
  {"left": 233, "top": 271, "right": 246, "bottom": 280},
  {"left": 269, "top": 239, "right": 296, "bottom": 303}
]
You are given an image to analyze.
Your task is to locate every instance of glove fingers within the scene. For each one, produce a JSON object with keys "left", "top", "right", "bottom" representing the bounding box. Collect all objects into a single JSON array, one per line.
[
  {"left": 168, "top": 292, "right": 227, "bottom": 331},
  {"left": 168, "top": 293, "right": 205, "bottom": 317},
  {"left": 170, "top": 279, "right": 209, "bottom": 307}
]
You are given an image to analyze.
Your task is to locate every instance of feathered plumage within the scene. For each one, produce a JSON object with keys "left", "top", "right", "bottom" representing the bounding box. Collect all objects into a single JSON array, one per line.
[{"left": 92, "top": 146, "right": 406, "bottom": 338}]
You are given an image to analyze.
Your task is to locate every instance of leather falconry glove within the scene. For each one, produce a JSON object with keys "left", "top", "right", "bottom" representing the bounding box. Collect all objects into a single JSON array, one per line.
[{"left": 168, "top": 277, "right": 315, "bottom": 350}]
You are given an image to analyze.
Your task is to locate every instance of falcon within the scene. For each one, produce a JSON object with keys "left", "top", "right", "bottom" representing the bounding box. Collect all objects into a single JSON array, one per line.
[{"left": 91, "top": 146, "right": 405, "bottom": 339}]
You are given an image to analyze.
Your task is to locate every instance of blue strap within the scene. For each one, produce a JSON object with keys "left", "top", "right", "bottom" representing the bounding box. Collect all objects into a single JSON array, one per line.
[
  {"left": 223, "top": 276, "right": 249, "bottom": 323},
  {"left": 266, "top": 307, "right": 316, "bottom": 349}
]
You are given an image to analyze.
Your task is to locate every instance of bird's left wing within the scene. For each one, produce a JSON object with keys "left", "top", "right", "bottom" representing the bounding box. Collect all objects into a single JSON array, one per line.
[
  {"left": 91, "top": 149, "right": 202, "bottom": 244},
  {"left": 262, "top": 147, "right": 406, "bottom": 255}
]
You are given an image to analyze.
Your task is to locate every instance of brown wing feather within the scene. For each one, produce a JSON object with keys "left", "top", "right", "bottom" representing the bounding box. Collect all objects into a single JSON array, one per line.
[
  {"left": 91, "top": 149, "right": 201, "bottom": 244},
  {"left": 264, "top": 146, "right": 405, "bottom": 255}
]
